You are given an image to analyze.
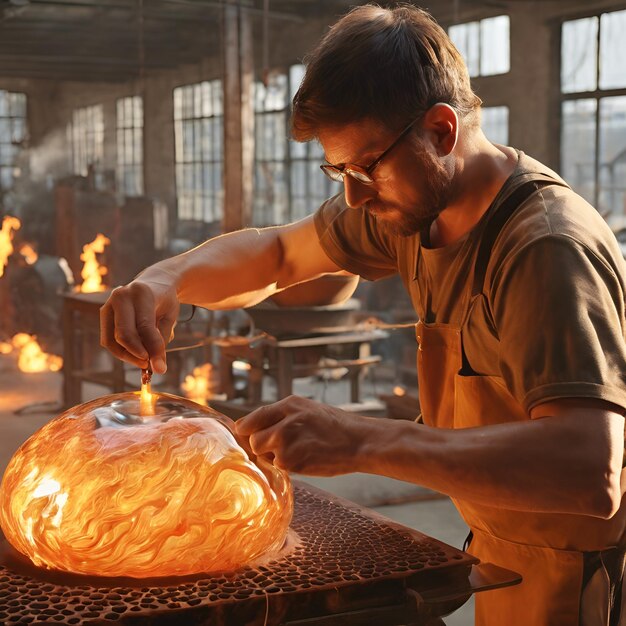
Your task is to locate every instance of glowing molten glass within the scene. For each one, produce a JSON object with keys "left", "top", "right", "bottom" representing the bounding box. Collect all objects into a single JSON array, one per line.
[
  {"left": 0, "top": 392, "right": 293, "bottom": 578},
  {"left": 79, "top": 233, "right": 110, "bottom": 293}
]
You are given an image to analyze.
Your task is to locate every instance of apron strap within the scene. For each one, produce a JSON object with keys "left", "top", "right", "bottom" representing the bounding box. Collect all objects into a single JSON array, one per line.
[
  {"left": 583, "top": 547, "right": 626, "bottom": 626},
  {"left": 459, "top": 174, "right": 570, "bottom": 374},
  {"left": 471, "top": 176, "right": 569, "bottom": 299}
]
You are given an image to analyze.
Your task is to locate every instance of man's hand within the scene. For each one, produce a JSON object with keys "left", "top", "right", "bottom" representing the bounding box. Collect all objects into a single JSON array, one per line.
[
  {"left": 235, "top": 396, "right": 369, "bottom": 475},
  {"left": 100, "top": 275, "right": 180, "bottom": 374}
]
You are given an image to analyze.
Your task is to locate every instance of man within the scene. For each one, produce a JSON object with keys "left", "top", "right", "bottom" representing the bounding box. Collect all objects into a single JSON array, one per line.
[{"left": 100, "top": 5, "right": 626, "bottom": 624}]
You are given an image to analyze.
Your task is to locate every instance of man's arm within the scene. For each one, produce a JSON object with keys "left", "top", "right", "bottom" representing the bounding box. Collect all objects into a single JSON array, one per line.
[
  {"left": 100, "top": 215, "right": 343, "bottom": 372},
  {"left": 235, "top": 396, "right": 624, "bottom": 519}
]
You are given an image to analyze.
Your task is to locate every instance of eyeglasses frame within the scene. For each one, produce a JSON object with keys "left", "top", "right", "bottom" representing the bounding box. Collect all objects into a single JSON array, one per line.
[{"left": 320, "top": 113, "right": 424, "bottom": 185}]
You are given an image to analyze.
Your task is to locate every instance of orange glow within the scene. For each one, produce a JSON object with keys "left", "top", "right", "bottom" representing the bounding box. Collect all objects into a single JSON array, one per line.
[
  {"left": 393, "top": 386, "right": 406, "bottom": 396},
  {"left": 139, "top": 382, "right": 155, "bottom": 416},
  {"left": 0, "top": 392, "right": 293, "bottom": 578},
  {"left": 0, "top": 216, "right": 21, "bottom": 277},
  {"left": 0, "top": 333, "right": 63, "bottom": 373},
  {"left": 19, "top": 243, "right": 38, "bottom": 265},
  {"left": 182, "top": 363, "right": 217, "bottom": 406},
  {"left": 79, "top": 233, "right": 110, "bottom": 293}
]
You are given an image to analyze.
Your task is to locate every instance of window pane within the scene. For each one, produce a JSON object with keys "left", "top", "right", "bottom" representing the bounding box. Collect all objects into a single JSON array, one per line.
[
  {"left": 1, "top": 167, "right": 13, "bottom": 190},
  {"left": 599, "top": 96, "right": 626, "bottom": 216},
  {"left": 561, "top": 99, "right": 597, "bottom": 205},
  {"left": 449, "top": 22, "right": 480, "bottom": 77},
  {"left": 290, "top": 161, "right": 306, "bottom": 196},
  {"left": 289, "top": 64, "right": 305, "bottom": 101},
  {"left": 482, "top": 106, "right": 509, "bottom": 144},
  {"left": 288, "top": 139, "right": 304, "bottom": 159},
  {"left": 480, "top": 16, "right": 510, "bottom": 76},
  {"left": 561, "top": 17, "right": 598, "bottom": 94},
  {"left": 0, "top": 118, "right": 10, "bottom": 143},
  {"left": 213, "top": 81, "right": 223, "bottom": 116},
  {"left": 0, "top": 92, "right": 7, "bottom": 117},
  {"left": 600, "top": 10, "right": 626, "bottom": 90},
  {"left": 11, "top": 93, "right": 26, "bottom": 117},
  {"left": 202, "top": 82, "right": 212, "bottom": 118},
  {"left": 174, "top": 88, "right": 183, "bottom": 121}
]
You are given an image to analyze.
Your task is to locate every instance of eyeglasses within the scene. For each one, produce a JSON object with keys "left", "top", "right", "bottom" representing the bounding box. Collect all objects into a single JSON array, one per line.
[{"left": 320, "top": 114, "right": 423, "bottom": 185}]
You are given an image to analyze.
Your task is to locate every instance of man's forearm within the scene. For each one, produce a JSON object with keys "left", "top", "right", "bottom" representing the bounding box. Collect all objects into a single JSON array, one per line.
[
  {"left": 354, "top": 411, "right": 623, "bottom": 518},
  {"left": 138, "top": 227, "right": 287, "bottom": 309}
]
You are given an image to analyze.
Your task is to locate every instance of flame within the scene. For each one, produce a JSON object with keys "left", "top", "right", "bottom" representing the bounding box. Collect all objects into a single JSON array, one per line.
[
  {"left": 0, "top": 216, "right": 21, "bottom": 277},
  {"left": 182, "top": 363, "right": 217, "bottom": 406},
  {"left": 0, "top": 393, "right": 293, "bottom": 578},
  {"left": 19, "top": 243, "right": 38, "bottom": 265},
  {"left": 79, "top": 233, "right": 110, "bottom": 293},
  {"left": 0, "top": 333, "right": 63, "bottom": 373},
  {"left": 139, "top": 382, "right": 155, "bottom": 416},
  {"left": 393, "top": 386, "right": 406, "bottom": 396}
]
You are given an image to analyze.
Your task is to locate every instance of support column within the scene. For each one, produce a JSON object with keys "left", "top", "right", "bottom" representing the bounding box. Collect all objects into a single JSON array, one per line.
[{"left": 222, "top": 3, "right": 254, "bottom": 233}]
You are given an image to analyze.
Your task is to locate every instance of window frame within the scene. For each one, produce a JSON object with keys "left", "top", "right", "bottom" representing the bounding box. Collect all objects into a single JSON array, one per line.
[
  {"left": 558, "top": 8, "right": 626, "bottom": 214},
  {"left": 69, "top": 104, "right": 104, "bottom": 178},
  {"left": 0, "top": 90, "right": 27, "bottom": 204},
  {"left": 116, "top": 95, "right": 144, "bottom": 197},
  {"left": 173, "top": 80, "right": 224, "bottom": 223}
]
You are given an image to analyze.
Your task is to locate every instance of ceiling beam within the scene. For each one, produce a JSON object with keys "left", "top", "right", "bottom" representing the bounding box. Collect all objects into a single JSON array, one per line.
[
  {"left": 0, "top": 67, "right": 138, "bottom": 81},
  {"left": 0, "top": 54, "right": 181, "bottom": 68}
]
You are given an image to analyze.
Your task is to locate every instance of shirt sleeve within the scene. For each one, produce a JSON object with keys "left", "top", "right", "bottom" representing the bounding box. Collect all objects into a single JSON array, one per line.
[
  {"left": 490, "top": 234, "right": 626, "bottom": 413},
  {"left": 313, "top": 193, "right": 399, "bottom": 281}
]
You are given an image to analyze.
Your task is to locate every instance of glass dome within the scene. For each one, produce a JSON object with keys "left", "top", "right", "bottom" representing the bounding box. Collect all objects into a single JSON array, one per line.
[{"left": 0, "top": 391, "right": 293, "bottom": 578}]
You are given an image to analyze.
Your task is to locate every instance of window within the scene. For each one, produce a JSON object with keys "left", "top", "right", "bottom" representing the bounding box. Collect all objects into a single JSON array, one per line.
[
  {"left": 254, "top": 73, "right": 289, "bottom": 225},
  {"left": 253, "top": 64, "right": 340, "bottom": 227},
  {"left": 116, "top": 96, "right": 143, "bottom": 196},
  {"left": 482, "top": 106, "right": 509, "bottom": 145},
  {"left": 560, "top": 10, "right": 626, "bottom": 215},
  {"left": 0, "top": 91, "right": 27, "bottom": 204},
  {"left": 449, "top": 15, "right": 510, "bottom": 77},
  {"left": 70, "top": 105, "right": 104, "bottom": 177},
  {"left": 173, "top": 80, "right": 223, "bottom": 222}
]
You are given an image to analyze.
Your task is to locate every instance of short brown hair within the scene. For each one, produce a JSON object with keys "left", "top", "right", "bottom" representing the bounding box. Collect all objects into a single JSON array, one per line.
[{"left": 291, "top": 4, "right": 482, "bottom": 141}]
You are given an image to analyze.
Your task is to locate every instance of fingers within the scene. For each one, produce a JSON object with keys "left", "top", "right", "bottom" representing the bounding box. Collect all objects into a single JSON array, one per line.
[
  {"left": 155, "top": 314, "right": 178, "bottom": 374},
  {"left": 248, "top": 421, "right": 283, "bottom": 456},
  {"left": 235, "top": 399, "right": 290, "bottom": 436},
  {"left": 100, "top": 290, "right": 149, "bottom": 369},
  {"left": 100, "top": 283, "right": 171, "bottom": 372}
]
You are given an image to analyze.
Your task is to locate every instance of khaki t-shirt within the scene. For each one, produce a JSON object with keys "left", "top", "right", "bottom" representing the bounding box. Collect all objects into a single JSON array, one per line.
[{"left": 313, "top": 151, "right": 626, "bottom": 413}]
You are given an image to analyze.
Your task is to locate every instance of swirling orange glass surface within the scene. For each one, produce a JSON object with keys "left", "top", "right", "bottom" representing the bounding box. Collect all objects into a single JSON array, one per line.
[{"left": 0, "top": 392, "right": 293, "bottom": 578}]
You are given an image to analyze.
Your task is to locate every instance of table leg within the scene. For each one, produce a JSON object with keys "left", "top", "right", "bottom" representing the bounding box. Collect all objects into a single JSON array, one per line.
[
  {"left": 276, "top": 348, "right": 294, "bottom": 399},
  {"left": 62, "top": 300, "right": 79, "bottom": 408}
]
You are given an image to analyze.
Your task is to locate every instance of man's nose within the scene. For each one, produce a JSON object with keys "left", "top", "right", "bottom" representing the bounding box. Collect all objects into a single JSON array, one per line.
[{"left": 344, "top": 175, "right": 376, "bottom": 209}]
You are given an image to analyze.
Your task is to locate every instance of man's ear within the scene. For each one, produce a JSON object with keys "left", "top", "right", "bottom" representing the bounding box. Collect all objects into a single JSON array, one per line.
[{"left": 421, "top": 103, "right": 458, "bottom": 156}]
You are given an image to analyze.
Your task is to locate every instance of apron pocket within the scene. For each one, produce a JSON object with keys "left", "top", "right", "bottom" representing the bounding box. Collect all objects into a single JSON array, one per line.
[
  {"left": 454, "top": 372, "right": 528, "bottom": 429},
  {"left": 470, "top": 527, "right": 583, "bottom": 626}
]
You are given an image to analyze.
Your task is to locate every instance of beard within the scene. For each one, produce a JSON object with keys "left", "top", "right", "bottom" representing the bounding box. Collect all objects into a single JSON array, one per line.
[{"left": 366, "top": 146, "right": 455, "bottom": 238}]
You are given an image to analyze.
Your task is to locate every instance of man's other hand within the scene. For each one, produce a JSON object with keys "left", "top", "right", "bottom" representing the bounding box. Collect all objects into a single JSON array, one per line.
[{"left": 235, "top": 396, "right": 368, "bottom": 475}]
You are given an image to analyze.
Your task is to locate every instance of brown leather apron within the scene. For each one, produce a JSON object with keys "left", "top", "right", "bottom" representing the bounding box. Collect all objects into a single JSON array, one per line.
[{"left": 414, "top": 174, "right": 626, "bottom": 625}]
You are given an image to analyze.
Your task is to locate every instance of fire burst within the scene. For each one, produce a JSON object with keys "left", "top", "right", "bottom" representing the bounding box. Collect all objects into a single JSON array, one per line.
[
  {"left": 79, "top": 233, "right": 110, "bottom": 293},
  {"left": 0, "top": 392, "right": 293, "bottom": 578},
  {"left": 0, "top": 216, "right": 21, "bottom": 277},
  {"left": 0, "top": 333, "right": 63, "bottom": 373},
  {"left": 182, "top": 363, "right": 218, "bottom": 406}
]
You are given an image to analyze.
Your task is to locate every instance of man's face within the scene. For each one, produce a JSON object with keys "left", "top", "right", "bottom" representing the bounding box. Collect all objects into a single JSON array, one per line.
[{"left": 318, "top": 119, "right": 456, "bottom": 237}]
